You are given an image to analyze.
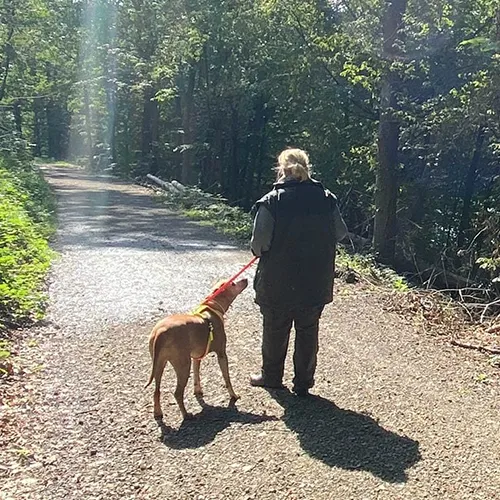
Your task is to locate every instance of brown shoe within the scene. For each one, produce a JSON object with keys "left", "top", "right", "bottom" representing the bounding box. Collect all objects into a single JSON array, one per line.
[{"left": 250, "top": 374, "right": 285, "bottom": 389}]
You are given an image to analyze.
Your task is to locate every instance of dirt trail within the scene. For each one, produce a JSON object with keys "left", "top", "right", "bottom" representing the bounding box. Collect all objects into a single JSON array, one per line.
[{"left": 1, "top": 166, "right": 499, "bottom": 500}]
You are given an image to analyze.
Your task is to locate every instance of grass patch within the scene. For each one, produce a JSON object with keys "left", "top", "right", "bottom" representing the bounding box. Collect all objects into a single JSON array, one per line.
[{"left": 34, "top": 157, "right": 75, "bottom": 168}]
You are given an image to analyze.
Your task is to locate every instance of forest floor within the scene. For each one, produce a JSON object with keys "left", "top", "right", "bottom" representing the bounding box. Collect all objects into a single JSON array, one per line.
[{"left": 1, "top": 165, "right": 499, "bottom": 500}]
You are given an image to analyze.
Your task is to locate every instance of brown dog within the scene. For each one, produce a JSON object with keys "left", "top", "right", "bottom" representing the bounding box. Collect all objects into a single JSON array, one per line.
[{"left": 145, "top": 278, "right": 248, "bottom": 420}]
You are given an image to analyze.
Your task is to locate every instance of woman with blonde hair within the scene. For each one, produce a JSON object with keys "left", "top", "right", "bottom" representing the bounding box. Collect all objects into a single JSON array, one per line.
[{"left": 250, "top": 148, "right": 348, "bottom": 396}]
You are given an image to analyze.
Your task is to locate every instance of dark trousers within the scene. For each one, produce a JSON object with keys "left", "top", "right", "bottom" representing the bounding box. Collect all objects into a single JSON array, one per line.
[{"left": 260, "top": 305, "right": 324, "bottom": 390}]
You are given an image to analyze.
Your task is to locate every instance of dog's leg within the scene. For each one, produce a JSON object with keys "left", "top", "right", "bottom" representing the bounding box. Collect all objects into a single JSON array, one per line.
[
  {"left": 153, "top": 358, "right": 168, "bottom": 419},
  {"left": 217, "top": 351, "right": 239, "bottom": 401},
  {"left": 193, "top": 359, "right": 203, "bottom": 396},
  {"left": 171, "top": 357, "right": 192, "bottom": 419}
]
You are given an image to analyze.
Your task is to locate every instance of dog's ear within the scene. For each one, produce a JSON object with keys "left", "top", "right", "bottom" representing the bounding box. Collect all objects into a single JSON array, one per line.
[{"left": 211, "top": 279, "right": 226, "bottom": 291}]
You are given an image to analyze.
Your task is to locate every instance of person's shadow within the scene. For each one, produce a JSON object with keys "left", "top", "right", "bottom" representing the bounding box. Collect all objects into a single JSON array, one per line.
[
  {"left": 158, "top": 396, "right": 278, "bottom": 450},
  {"left": 268, "top": 389, "right": 421, "bottom": 483}
]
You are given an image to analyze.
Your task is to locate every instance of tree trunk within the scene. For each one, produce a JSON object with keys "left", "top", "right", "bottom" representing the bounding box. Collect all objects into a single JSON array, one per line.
[
  {"left": 213, "top": 115, "right": 225, "bottom": 189},
  {"left": 227, "top": 106, "right": 239, "bottom": 200},
  {"left": 457, "top": 126, "right": 486, "bottom": 248},
  {"left": 122, "top": 92, "right": 132, "bottom": 170},
  {"left": 180, "top": 67, "right": 197, "bottom": 184},
  {"left": 33, "top": 97, "right": 44, "bottom": 157},
  {"left": 82, "top": 88, "right": 94, "bottom": 168},
  {"left": 140, "top": 85, "right": 159, "bottom": 174},
  {"left": 105, "top": 58, "right": 117, "bottom": 165},
  {"left": 0, "top": 46, "right": 12, "bottom": 101},
  {"left": 46, "top": 100, "right": 58, "bottom": 159},
  {"left": 255, "top": 123, "right": 267, "bottom": 199},
  {"left": 12, "top": 100, "right": 22, "bottom": 137},
  {"left": 0, "top": 24, "right": 14, "bottom": 101},
  {"left": 373, "top": 0, "right": 407, "bottom": 264},
  {"left": 244, "top": 97, "right": 267, "bottom": 208}
]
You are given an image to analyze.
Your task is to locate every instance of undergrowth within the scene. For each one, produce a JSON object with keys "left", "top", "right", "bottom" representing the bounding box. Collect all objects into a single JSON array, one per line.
[
  {"left": 154, "top": 180, "right": 409, "bottom": 290},
  {"left": 0, "top": 158, "right": 56, "bottom": 338},
  {"left": 159, "top": 185, "right": 253, "bottom": 241},
  {"left": 336, "top": 249, "right": 409, "bottom": 291}
]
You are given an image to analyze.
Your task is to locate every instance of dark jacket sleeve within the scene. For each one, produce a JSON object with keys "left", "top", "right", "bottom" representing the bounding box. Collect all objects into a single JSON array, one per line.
[
  {"left": 325, "top": 190, "right": 348, "bottom": 242},
  {"left": 250, "top": 205, "right": 275, "bottom": 257}
]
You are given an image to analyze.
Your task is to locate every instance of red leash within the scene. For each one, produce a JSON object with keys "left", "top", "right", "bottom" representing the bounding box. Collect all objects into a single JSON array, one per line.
[{"left": 202, "top": 256, "right": 259, "bottom": 303}]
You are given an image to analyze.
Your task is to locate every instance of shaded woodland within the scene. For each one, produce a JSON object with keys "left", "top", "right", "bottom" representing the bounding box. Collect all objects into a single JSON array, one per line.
[{"left": 1, "top": 0, "right": 499, "bottom": 287}]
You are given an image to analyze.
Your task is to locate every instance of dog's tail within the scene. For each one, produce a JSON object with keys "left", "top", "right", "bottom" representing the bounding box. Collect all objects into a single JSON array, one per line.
[
  {"left": 144, "top": 370, "right": 154, "bottom": 389},
  {"left": 144, "top": 332, "right": 160, "bottom": 389}
]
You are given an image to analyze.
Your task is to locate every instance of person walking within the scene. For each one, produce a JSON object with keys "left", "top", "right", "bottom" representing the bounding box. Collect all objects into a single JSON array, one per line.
[{"left": 250, "top": 148, "right": 348, "bottom": 396}]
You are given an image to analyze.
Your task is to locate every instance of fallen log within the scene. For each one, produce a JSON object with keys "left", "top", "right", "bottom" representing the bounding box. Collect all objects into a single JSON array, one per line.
[
  {"left": 171, "top": 180, "right": 186, "bottom": 192},
  {"left": 146, "top": 174, "right": 182, "bottom": 193}
]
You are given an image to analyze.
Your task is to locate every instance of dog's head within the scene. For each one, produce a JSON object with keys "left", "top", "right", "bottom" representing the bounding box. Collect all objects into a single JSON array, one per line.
[{"left": 207, "top": 278, "right": 248, "bottom": 311}]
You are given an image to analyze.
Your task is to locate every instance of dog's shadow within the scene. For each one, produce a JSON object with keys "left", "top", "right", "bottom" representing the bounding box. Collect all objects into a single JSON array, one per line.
[
  {"left": 157, "top": 396, "right": 277, "bottom": 449},
  {"left": 267, "top": 389, "right": 421, "bottom": 483}
]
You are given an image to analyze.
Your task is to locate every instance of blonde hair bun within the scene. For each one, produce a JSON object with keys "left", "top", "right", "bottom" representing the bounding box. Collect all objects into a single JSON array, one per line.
[{"left": 276, "top": 148, "right": 311, "bottom": 182}]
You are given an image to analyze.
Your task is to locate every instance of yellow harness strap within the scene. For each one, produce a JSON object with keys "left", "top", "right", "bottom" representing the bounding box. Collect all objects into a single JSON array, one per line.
[{"left": 191, "top": 304, "right": 224, "bottom": 361}]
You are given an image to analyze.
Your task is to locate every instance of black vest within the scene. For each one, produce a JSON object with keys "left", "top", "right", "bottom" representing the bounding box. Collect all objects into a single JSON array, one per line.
[{"left": 253, "top": 179, "right": 338, "bottom": 309}]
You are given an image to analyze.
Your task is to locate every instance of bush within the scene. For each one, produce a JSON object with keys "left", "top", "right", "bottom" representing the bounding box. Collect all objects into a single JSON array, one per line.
[
  {"left": 0, "top": 160, "right": 55, "bottom": 330},
  {"left": 336, "top": 248, "right": 409, "bottom": 291},
  {"left": 160, "top": 185, "right": 253, "bottom": 242}
]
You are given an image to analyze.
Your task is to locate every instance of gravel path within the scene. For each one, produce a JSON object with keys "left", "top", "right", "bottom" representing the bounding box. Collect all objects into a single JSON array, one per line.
[{"left": 1, "top": 166, "right": 499, "bottom": 499}]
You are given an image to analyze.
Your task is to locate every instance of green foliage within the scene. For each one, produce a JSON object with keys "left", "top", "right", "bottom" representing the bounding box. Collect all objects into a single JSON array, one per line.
[
  {"left": 160, "top": 186, "right": 253, "bottom": 241},
  {"left": 337, "top": 248, "right": 409, "bottom": 291},
  {"left": 0, "top": 160, "right": 55, "bottom": 329},
  {"left": 0, "top": 339, "right": 11, "bottom": 375},
  {"left": 0, "top": 339, "right": 11, "bottom": 359},
  {"left": 1, "top": 0, "right": 500, "bottom": 289}
]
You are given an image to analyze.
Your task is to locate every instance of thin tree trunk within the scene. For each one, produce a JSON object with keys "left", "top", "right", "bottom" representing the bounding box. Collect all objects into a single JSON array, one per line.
[
  {"left": 373, "top": 0, "right": 407, "bottom": 264},
  {"left": 46, "top": 100, "right": 58, "bottom": 159},
  {"left": 228, "top": 106, "right": 239, "bottom": 200},
  {"left": 0, "top": 46, "right": 12, "bottom": 101},
  {"left": 181, "top": 67, "right": 196, "bottom": 184},
  {"left": 0, "top": 0, "right": 15, "bottom": 101},
  {"left": 83, "top": 88, "right": 94, "bottom": 168},
  {"left": 13, "top": 100, "right": 22, "bottom": 137},
  {"left": 496, "top": 5, "right": 500, "bottom": 41},
  {"left": 150, "top": 96, "right": 159, "bottom": 174},
  {"left": 212, "top": 114, "right": 225, "bottom": 189},
  {"left": 123, "top": 92, "right": 132, "bottom": 170},
  {"left": 105, "top": 50, "right": 117, "bottom": 165},
  {"left": 0, "top": 27, "right": 14, "bottom": 101},
  {"left": 254, "top": 110, "right": 269, "bottom": 200},
  {"left": 106, "top": 84, "right": 117, "bottom": 166},
  {"left": 33, "top": 97, "right": 43, "bottom": 157},
  {"left": 110, "top": 113, "right": 117, "bottom": 163},
  {"left": 140, "top": 85, "right": 159, "bottom": 174},
  {"left": 457, "top": 126, "right": 486, "bottom": 248},
  {"left": 244, "top": 97, "right": 266, "bottom": 208}
]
